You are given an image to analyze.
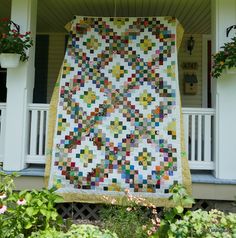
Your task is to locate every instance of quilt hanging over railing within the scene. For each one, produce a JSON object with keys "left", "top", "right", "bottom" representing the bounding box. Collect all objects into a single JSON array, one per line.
[{"left": 45, "top": 16, "right": 191, "bottom": 206}]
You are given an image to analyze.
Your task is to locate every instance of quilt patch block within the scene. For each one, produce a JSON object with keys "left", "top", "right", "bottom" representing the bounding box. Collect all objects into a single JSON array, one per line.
[{"left": 47, "top": 16, "right": 191, "bottom": 205}]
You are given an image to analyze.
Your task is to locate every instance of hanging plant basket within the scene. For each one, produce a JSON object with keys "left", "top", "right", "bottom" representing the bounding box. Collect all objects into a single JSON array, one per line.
[{"left": 0, "top": 53, "right": 21, "bottom": 68}]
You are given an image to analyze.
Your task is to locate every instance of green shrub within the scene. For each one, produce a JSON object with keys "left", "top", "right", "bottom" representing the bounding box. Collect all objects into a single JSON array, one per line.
[
  {"left": 153, "top": 184, "right": 195, "bottom": 238},
  {"left": 100, "top": 189, "right": 160, "bottom": 238},
  {"left": 29, "top": 228, "right": 64, "bottom": 238},
  {"left": 168, "top": 209, "right": 236, "bottom": 238},
  {"left": 66, "top": 224, "right": 118, "bottom": 238},
  {"left": 0, "top": 172, "right": 63, "bottom": 238},
  {"left": 29, "top": 224, "right": 118, "bottom": 238}
]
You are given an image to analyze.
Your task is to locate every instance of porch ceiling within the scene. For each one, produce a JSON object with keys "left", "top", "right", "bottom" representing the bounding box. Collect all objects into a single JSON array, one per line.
[{"left": 1, "top": 0, "right": 211, "bottom": 34}]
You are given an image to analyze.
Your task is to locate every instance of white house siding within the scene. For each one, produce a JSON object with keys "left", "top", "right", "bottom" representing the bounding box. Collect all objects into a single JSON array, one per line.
[
  {"left": 45, "top": 33, "right": 203, "bottom": 107},
  {"left": 178, "top": 34, "right": 203, "bottom": 108}
]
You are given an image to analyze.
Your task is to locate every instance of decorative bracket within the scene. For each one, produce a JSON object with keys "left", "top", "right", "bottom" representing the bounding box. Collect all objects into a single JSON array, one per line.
[
  {"left": 10, "top": 20, "right": 20, "bottom": 33},
  {"left": 226, "top": 25, "right": 236, "bottom": 37}
]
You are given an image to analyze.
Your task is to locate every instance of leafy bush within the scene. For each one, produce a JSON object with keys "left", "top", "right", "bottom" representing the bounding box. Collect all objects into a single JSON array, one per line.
[
  {"left": 0, "top": 172, "right": 63, "bottom": 238},
  {"left": 66, "top": 224, "right": 118, "bottom": 238},
  {"left": 153, "top": 184, "right": 194, "bottom": 238},
  {"left": 29, "top": 228, "right": 64, "bottom": 238},
  {"left": 100, "top": 189, "right": 160, "bottom": 238},
  {"left": 168, "top": 209, "right": 236, "bottom": 238},
  {"left": 29, "top": 224, "right": 118, "bottom": 238}
]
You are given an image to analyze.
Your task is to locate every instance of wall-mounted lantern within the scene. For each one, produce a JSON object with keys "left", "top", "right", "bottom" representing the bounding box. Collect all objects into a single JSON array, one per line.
[{"left": 187, "top": 36, "right": 195, "bottom": 55}]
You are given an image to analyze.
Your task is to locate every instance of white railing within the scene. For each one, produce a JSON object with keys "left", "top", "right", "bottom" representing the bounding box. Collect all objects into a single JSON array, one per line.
[
  {"left": 0, "top": 103, "right": 6, "bottom": 162},
  {"left": 2, "top": 104, "right": 215, "bottom": 171},
  {"left": 26, "top": 104, "right": 49, "bottom": 164},
  {"left": 183, "top": 108, "right": 215, "bottom": 170}
]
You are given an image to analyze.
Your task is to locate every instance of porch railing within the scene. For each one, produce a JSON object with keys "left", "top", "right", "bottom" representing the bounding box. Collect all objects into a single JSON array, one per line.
[
  {"left": 27, "top": 104, "right": 49, "bottom": 164},
  {"left": 182, "top": 108, "right": 215, "bottom": 170},
  {"left": 0, "top": 103, "right": 6, "bottom": 162},
  {"left": 0, "top": 103, "right": 216, "bottom": 171}
]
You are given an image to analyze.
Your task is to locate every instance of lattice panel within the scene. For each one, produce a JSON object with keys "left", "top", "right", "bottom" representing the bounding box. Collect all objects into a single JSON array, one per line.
[
  {"left": 56, "top": 200, "right": 236, "bottom": 220},
  {"left": 192, "top": 199, "right": 236, "bottom": 213},
  {"left": 56, "top": 203, "right": 102, "bottom": 220},
  {"left": 191, "top": 199, "right": 215, "bottom": 211}
]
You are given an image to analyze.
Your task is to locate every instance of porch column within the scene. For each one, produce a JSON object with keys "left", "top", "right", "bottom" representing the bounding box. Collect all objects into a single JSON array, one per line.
[
  {"left": 3, "top": 0, "right": 37, "bottom": 171},
  {"left": 212, "top": 0, "right": 236, "bottom": 179}
]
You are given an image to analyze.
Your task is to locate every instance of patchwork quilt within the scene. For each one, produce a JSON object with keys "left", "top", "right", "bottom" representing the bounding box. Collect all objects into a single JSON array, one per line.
[{"left": 46, "top": 16, "right": 191, "bottom": 206}]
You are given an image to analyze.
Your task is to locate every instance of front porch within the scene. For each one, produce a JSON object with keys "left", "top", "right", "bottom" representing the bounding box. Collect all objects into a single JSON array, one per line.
[{"left": 1, "top": 0, "right": 236, "bottom": 203}]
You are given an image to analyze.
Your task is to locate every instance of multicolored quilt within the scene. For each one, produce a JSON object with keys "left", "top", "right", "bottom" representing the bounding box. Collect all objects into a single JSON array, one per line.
[{"left": 46, "top": 16, "right": 191, "bottom": 206}]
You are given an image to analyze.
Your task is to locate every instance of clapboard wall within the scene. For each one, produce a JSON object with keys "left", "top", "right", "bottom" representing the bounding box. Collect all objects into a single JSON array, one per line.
[{"left": 178, "top": 34, "right": 203, "bottom": 108}]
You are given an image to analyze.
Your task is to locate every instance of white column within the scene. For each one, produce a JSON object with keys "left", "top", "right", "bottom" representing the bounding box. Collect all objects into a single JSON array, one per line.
[
  {"left": 3, "top": 0, "right": 37, "bottom": 171},
  {"left": 212, "top": 0, "right": 236, "bottom": 179}
]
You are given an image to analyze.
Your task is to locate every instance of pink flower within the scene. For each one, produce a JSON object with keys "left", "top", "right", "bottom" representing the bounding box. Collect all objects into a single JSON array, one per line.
[
  {"left": 17, "top": 198, "right": 26, "bottom": 205},
  {"left": 0, "top": 193, "right": 6, "bottom": 200},
  {"left": 0, "top": 205, "right": 7, "bottom": 214}
]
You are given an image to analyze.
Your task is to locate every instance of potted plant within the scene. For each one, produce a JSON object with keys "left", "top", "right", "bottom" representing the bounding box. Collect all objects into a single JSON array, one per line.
[
  {"left": 212, "top": 37, "right": 236, "bottom": 79},
  {"left": 0, "top": 18, "right": 33, "bottom": 68}
]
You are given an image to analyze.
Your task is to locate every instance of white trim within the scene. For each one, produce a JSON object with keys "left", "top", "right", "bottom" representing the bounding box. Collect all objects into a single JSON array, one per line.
[
  {"left": 182, "top": 107, "right": 215, "bottom": 114},
  {"left": 214, "top": 93, "right": 220, "bottom": 177},
  {"left": 202, "top": 34, "right": 211, "bottom": 108},
  {"left": 26, "top": 155, "right": 45, "bottom": 164}
]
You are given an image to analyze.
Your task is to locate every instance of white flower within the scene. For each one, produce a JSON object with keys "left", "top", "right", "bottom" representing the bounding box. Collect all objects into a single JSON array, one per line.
[
  {"left": 126, "top": 207, "right": 132, "bottom": 211},
  {"left": 0, "top": 205, "right": 7, "bottom": 214},
  {"left": 17, "top": 198, "right": 26, "bottom": 205},
  {"left": 0, "top": 193, "right": 6, "bottom": 200}
]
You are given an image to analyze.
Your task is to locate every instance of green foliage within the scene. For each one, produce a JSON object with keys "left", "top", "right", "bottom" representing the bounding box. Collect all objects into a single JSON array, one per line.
[
  {"left": 0, "top": 171, "right": 18, "bottom": 194},
  {"left": 66, "top": 224, "right": 118, "bottom": 238},
  {"left": 29, "top": 224, "right": 118, "bottom": 238},
  {"left": 0, "top": 172, "right": 63, "bottom": 238},
  {"left": 100, "top": 190, "right": 160, "bottom": 238},
  {"left": 0, "top": 18, "right": 33, "bottom": 61},
  {"left": 168, "top": 209, "right": 236, "bottom": 238},
  {"left": 29, "top": 228, "right": 64, "bottom": 238},
  {"left": 212, "top": 37, "right": 236, "bottom": 78},
  {"left": 152, "top": 184, "right": 195, "bottom": 238},
  {"left": 152, "top": 184, "right": 236, "bottom": 238},
  {"left": 101, "top": 203, "right": 148, "bottom": 238}
]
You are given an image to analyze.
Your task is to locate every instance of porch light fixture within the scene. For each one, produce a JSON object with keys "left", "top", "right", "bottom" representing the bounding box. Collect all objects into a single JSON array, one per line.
[{"left": 187, "top": 36, "right": 195, "bottom": 55}]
